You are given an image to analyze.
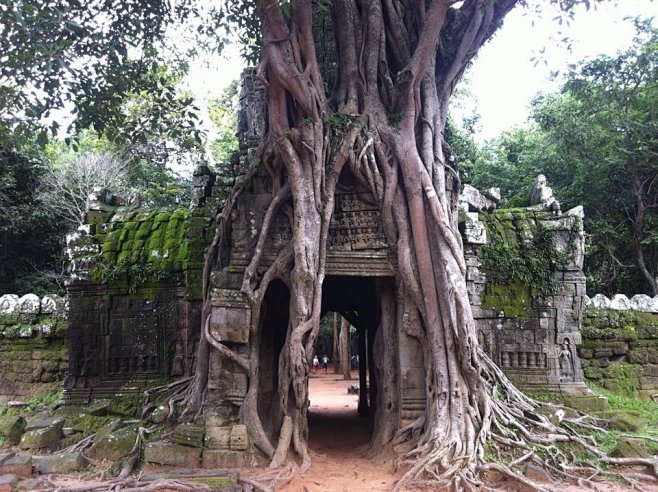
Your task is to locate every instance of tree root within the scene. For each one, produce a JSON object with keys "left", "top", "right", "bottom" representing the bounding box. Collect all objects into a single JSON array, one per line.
[
  {"left": 60, "top": 433, "right": 95, "bottom": 454},
  {"left": 38, "top": 478, "right": 211, "bottom": 492},
  {"left": 390, "top": 350, "right": 658, "bottom": 491},
  {"left": 240, "top": 463, "right": 297, "bottom": 492}
]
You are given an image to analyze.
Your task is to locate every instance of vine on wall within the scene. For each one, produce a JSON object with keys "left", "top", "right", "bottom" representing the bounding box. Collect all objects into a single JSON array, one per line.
[{"left": 479, "top": 212, "right": 569, "bottom": 316}]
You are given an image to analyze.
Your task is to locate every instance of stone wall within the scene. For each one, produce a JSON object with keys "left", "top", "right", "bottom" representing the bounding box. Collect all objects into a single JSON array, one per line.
[
  {"left": 461, "top": 203, "right": 588, "bottom": 394},
  {"left": 64, "top": 199, "right": 217, "bottom": 403},
  {"left": 579, "top": 302, "right": 658, "bottom": 398},
  {"left": 0, "top": 294, "right": 68, "bottom": 403}
]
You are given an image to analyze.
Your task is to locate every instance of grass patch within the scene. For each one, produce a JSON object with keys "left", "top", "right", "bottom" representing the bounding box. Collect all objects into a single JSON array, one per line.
[{"left": 588, "top": 383, "right": 658, "bottom": 427}]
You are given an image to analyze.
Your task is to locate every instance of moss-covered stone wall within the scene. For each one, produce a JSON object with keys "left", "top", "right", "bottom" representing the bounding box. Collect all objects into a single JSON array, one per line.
[
  {"left": 580, "top": 307, "right": 658, "bottom": 398},
  {"left": 64, "top": 198, "right": 217, "bottom": 403},
  {"left": 0, "top": 295, "right": 68, "bottom": 403},
  {"left": 462, "top": 205, "right": 588, "bottom": 394},
  {"left": 70, "top": 207, "right": 212, "bottom": 299}
]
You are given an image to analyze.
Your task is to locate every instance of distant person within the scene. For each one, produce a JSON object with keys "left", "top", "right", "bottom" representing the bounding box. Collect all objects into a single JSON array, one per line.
[
  {"left": 322, "top": 354, "right": 329, "bottom": 372},
  {"left": 312, "top": 355, "right": 319, "bottom": 374}
]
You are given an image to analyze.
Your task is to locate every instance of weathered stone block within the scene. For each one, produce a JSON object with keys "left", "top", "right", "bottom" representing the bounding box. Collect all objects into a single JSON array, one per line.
[
  {"left": 25, "top": 416, "right": 64, "bottom": 432},
  {"left": 0, "top": 295, "right": 19, "bottom": 314},
  {"left": 149, "top": 405, "right": 168, "bottom": 424},
  {"left": 202, "top": 450, "right": 247, "bottom": 469},
  {"left": 0, "top": 473, "right": 18, "bottom": 492},
  {"left": 87, "top": 426, "right": 136, "bottom": 461},
  {"left": 33, "top": 452, "right": 86, "bottom": 474},
  {"left": 70, "top": 415, "right": 119, "bottom": 435},
  {"left": 637, "top": 389, "right": 658, "bottom": 399},
  {"left": 639, "top": 376, "right": 658, "bottom": 390},
  {"left": 19, "top": 424, "right": 62, "bottom": 451},
  {"left": 583, "top": 366, "right": 602, "bottom": 379},
  {"left": 144, "top": 442, "right": 201, "bottom": 467},
  {"left": 0, "top": 455, "right": 32, "bottom": 478},
  {"left": 87, "top": 401, "right": 110, "bottom": 416},
  {"left": 209, "top": 307, "right": 250, "bottom": 344},
  {"left": 613, "top": 437, "right": 649, "bottom": 458},
  {"left": 173, "top": 424, "right": 205, "bottom": 448},
  {"left": 229, "top": 425, "right": 248, "bottom": 451},
  {"left": 0, "top": 416, "right": 26, "bottom": 444},
  {"left": 563, "top": 395, "right": 609, "bottom": 413},
  {"left": 608, "top": 413, "right": 645, "bottom": 432},
  {"left": 578, "top": 348, "right": 594, "bottom": 359},
  {"left": 204, "top": 426, "right": 231, "bottom": 451}
]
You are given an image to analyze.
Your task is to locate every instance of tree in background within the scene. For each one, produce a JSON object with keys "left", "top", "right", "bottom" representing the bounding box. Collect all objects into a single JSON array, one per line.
[
  {"left": 208, "top": 80, "right": 240, "bottom": 165},
  {"left": 535, "top": 20, "right": 658, "bottom": 296},
  {"left": 0, "top": 148, "right": 67, "bottom": 295},
  {"left": 38, "top": 150, "right": 127, "bottom": 229},
  {"left": 466, "top": 20, "right": 658, "bottom": 296}
]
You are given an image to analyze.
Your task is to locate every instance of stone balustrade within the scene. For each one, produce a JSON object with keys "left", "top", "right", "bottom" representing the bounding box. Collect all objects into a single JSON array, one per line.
[
  {"left": 0, "top": 294, "right": 67, "bottom": 317},
  {"left": 585, "top": 294, "right": 658, "bottom": 312},
  {"left": 0, "top": 294, "right": 69, "bottom": 403}
]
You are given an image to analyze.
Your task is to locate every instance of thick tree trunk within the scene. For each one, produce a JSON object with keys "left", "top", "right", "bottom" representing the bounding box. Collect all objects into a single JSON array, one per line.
[
  {"left": 187, "top": 1, "right": 626, "bottom": 488},
  {"left": 332, "top": 312, "right": 340, "bottom": 373},
  {"left": 631, "top": 171, "right": 658, "bottom": 296},
  {"left": 339, "top": 317, "right": 351, "bottom": 381}
]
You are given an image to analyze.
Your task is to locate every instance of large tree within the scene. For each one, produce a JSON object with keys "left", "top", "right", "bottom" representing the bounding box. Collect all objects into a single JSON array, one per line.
[
  {"left": 185, "top": 1, "right": 633, "bottom": 489},
  {"left": 3, "top": 0, "right": 648, "bottom": 488}
]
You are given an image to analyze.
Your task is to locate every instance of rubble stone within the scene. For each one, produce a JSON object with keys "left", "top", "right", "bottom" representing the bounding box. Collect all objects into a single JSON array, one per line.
[{"left": 144, "top": 442, "right": 201, "bottom": 467}]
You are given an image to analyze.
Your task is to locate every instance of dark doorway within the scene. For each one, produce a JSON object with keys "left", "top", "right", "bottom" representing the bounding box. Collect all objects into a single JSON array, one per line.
[{"left": 256, "top": 275, "right": 397, "bottom": 451}]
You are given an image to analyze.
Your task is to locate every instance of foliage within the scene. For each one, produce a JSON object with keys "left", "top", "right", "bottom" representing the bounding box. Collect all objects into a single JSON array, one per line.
[
  {"left": 0, "top": 148, "right": 67, "bottom": 295},
  {"left": 590, "top": 383, "right": 658, "bottom": 428},
  {"left": 466, "top": 19, "right": 658, "bottom": 296},
  {"left": 91, "top": 257, "right": 170, "bottom": 294},
  {"left": 480, "top": 214, "right": 568, "bottom": 300},
  {"left": 208, "top": 80, "right": 240, "bottom": 165},
  {"left": 26, "top": 388, "right": 63, "bottom": 411},
  {"left": 39, "top": 149, "right": 128, "bottom": 230},
  {"left": 1, "top": 0, "right": 202, "bottom": 146}
]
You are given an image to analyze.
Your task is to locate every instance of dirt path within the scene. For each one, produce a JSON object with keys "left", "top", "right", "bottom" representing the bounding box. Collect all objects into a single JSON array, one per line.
[
  {"left": 280, "top": 371, "right": 402, "bottom": 492},
  {"left": 275, "top": 372, "right": 657, "bottom": 492}
]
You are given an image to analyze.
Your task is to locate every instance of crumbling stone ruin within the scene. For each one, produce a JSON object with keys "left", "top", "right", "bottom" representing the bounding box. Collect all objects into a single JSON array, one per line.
[
  {"left": 4, "top": 71, "right": 658, "bottom": 485},
  {"left": 54, "top": 71, "right": 592, "bottom": 469},
  {"left": 461, "top": 196, "right": 587, "bottom": 394},
  {"left": 63, "top": 199, "right": 217, "bottom": 403},
  {"left": 0, "top": 294, "right": 68, "bottom": 402}
]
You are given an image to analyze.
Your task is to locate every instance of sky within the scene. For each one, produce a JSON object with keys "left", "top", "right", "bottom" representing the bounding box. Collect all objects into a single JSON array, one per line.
[
  {"left": 183, "top": 1, "right": 656, "bottom": 142},
  {"left": 465, "top": 1, "right": 656, "bottom": 140}
]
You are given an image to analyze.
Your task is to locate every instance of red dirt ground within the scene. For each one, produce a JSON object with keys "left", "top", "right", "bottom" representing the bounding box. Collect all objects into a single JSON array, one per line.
[
  {"left": 280, "top": 371, "right": 403, "bottom": 492},
  {"left": 276, "top": 372, "right": 656, "bottom": 492}
]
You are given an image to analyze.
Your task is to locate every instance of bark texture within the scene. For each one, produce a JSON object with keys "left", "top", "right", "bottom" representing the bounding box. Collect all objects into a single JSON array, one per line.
[{"left": 182, "top": 1, "right": 650, "bottom": 489}]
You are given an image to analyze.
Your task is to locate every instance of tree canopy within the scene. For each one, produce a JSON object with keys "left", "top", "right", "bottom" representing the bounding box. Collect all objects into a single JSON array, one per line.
[
  {"left": 4, "top": 1, "right": 655, "bottom": 490},
  {"left": 466, "top": 19, "right": 658, "bottom": 296}
]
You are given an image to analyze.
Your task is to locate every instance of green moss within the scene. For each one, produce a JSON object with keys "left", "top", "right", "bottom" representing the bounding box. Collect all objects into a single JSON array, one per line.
[
  {"left": 482, "top": 281, "right": 533, "bottom": 319},
  {"left": 479, "top": 211, "right": 569, "bottom": 314},
  {"left": 188, "top": 477, "right": 237, "bottom": 488},
  {"left": 101, "top": 241, "right": 117, "bottom": 253},
  {"left": 88, "top": 206, "right": 211, "bottom": 296},
  {"left": 599, "top": 363, "right": 641, "bottom": 396}
]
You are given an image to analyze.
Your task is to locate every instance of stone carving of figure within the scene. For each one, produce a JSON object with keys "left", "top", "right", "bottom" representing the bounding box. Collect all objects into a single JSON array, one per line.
[
  {"left": 559, "top": 338, "right": 575, "bottom": 382},
  {"left": 529, "top": 174, "right": 561, "bottom": 215},
  {"left": 170, "top": 341, "right": 184, "bottom": 377}
]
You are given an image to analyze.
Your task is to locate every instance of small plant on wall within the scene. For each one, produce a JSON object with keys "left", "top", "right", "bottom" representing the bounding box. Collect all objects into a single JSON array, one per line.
[{"left": 479, "top": 213, "right": 569, "bottom": 318}]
